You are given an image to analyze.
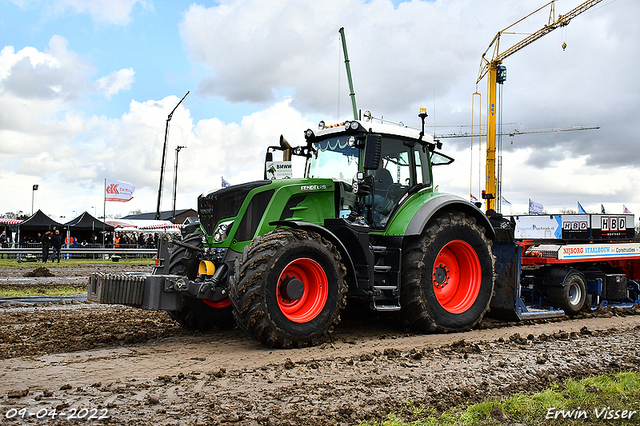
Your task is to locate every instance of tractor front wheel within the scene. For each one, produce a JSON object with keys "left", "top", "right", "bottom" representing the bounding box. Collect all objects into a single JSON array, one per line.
[
  {"left": 230, "top": 228, "right": 347, "bottom": 348},
  {"left": 401, "top": 212, "right": 494, "bottom": 332},
  {"left": 163, "top": 230, "right": 234, "bottom": 330}
]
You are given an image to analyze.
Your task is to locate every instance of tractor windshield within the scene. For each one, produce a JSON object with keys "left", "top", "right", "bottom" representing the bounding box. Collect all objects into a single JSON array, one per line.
[{"left": 306, "top": 135, "right": 360, "bottom": 183}]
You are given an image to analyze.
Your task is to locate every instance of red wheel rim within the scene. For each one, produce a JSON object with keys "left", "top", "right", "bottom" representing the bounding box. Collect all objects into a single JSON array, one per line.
[
  {"left": 203, "top": 298, "right": 232, "bottom": 309},
  {"left": 432, "top": 240, "right": 481, "bottom": 314},
  {"left": 277, "top": 258, "right": 328, "bottom": 323}
]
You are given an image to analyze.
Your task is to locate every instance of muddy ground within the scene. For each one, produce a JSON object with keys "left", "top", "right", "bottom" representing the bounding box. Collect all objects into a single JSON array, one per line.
[{"left": 1, "top": 264, "right": 639, "bottom": 425}]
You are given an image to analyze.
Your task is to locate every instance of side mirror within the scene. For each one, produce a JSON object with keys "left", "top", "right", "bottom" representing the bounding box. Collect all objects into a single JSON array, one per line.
[{"left": 363, "top": 134, "right": 382, "bottom": 170}]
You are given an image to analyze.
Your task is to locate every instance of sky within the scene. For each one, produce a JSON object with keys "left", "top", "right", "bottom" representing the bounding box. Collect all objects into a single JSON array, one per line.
[{"left": 1, "top": 0, "right": 638, "bottom": 221}]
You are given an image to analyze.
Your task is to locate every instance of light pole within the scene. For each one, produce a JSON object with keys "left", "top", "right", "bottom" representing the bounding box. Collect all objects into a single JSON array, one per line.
[
  {"left": 172, "top": 145, "right": 187, "bottom": 223},
  {"left": 156, "top": 91, "right": 190, "bottom": 220},
  {"left": 31, "top": 184, "right": 39, "bottom": 216}
]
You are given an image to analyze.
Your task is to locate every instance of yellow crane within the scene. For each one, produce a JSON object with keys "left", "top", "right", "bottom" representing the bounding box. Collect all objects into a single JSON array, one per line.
[{"left": 476, "top": 0, "right": 603, "bottom": 211}]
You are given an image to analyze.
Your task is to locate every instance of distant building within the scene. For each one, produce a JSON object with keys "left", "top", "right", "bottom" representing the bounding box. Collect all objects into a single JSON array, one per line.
[{"left": 122, "top": 209, "right": 197, "bottom": 224}]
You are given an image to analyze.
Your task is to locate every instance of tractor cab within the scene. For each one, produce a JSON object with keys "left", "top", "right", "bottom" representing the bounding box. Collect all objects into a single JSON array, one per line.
[{"left": 299, "top": 116, "right": 453, "bottom": 228}]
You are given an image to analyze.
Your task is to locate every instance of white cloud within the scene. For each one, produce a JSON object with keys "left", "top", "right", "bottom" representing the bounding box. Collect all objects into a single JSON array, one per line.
[
  {"left": 96, "top": 68, "right": 135, "bottom": 99},
  {"left": 0, "top": 36, "right": 93, "bottom": 103},
  {"left": 179, "top": 0, "right": 482, "bottom": 115},
  {"left": 55, "top": 0, "right": 149, "bottom": 25},
  {"left": 176, "top": 0, "right": 640, "bottom": 169},
  {"left": 0, "top": 87, "right": 312, "bottom": 218},
  {"left": 8, "top": 0, "right": 148, "bottom": 25}
]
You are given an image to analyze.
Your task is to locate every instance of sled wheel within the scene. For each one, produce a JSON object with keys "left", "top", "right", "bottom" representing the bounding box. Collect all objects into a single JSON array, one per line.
[
  {"left": 230, "top": 228, "right": 347, "bottom": 348},
  {"left": 401, "top": 212, "right": 494, "bottom": 332},
  {"left": 547, "top": 270, "right": 586, "bottom": 315},
  {"left": 163, "top": 230, "right": 234, "bottom": 330}
]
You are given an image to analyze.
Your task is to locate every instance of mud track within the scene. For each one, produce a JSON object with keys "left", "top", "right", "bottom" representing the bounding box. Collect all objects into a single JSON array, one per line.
[{"left": 1, "top": 264, "right": 639, "bottom": 425}]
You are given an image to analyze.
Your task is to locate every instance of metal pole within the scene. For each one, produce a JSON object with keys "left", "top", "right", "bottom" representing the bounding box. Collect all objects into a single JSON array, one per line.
[
  {"left": 156, "top": 91, "right": 190, "bottom": 220},
  {"left": 31, "top": 184, "right": 38, "bottom": 215},
  {"left": 103, "top": 178, "right": 106, "bottom": 247},
  {"left": 172, "top": 146, "right": 186, "bottom": 223},
  {"left": 338, "top": 28, "right": 358, "bottom": 120}
]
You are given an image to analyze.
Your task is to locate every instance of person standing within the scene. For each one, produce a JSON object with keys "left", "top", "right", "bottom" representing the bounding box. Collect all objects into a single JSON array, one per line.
[
  {"left": 41, "top": 230, "right": 52, "bottom": 263},
  {"left": 51, "top": 229, "right": 63, "bottom": 263},
  {"left": 0, "top": 231, "right": 7, "bottom": 258}
]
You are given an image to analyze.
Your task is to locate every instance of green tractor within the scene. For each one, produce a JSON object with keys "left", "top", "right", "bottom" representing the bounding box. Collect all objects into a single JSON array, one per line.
[{"left": 90, "top": 111, "right": 496, "bottom": 348}]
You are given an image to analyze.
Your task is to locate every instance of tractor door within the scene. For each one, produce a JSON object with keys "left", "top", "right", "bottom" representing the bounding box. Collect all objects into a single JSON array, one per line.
[{"left": 369, "top": 137, "right": 431, "bottom": 228}]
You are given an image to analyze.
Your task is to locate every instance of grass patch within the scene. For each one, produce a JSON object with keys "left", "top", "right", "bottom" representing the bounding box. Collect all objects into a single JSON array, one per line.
[
  {"left": 0, "top": 286, "right": 86, "bottom": 297},
  {"left": 0, "top": 257, "right": 155, "bottom": 269},
  {"left": 365, "top": 372, "right": 640, "bottom": 425}
]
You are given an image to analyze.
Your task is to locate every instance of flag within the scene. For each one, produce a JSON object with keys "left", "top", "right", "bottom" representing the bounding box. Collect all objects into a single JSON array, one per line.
[
  {"left": 624, "top": 205, "right": 632, "bottom": 214},
  {"left": 501, "top": 196, "right": 511, "bottom": 206},
  {"left": 221, "top": 177, "right": 231, "bottom": 188},
  {"left": 577, "top": 202, "right": 587, "bottom": 214},
  {"left": 529, "top": 199, "right": 543, "bottom": 215},
  {"left": 105, "top": 180, "right": 134, "bottom": 202},
  {"left": 601, "top": 204, "right": 606, "bottom": 214},
  {"left": 470, "top": 193, "right": 478, "bottom": 203}
]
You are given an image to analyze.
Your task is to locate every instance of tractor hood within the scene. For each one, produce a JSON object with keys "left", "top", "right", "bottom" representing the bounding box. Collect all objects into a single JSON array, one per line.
[{"left": 198, "top": 180, "right": 272, "bottom": 236}]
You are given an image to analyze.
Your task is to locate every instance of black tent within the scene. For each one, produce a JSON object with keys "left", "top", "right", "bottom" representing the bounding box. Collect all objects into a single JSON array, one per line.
[
  {"left": 11, "top": 210, "right": 63, "bottom": 246},
  {"left": 65, "top": 211, "right": 114, "bottom": 232},
  {"left": 64, "top": 211, "right": 114, "bottom": 246},
  {"left": 12, "top": 209, "right": 63, "bottom": 231}
]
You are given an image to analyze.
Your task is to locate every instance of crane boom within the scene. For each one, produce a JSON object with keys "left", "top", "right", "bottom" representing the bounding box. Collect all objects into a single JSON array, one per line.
[
  {"left": 477, "top": 0, "right": 603, "bottom": 212},
  {"left": 477, "top": 0, "right": 603, "bottom": 83},
  {"left": 436, "top": 125, "right": 599, "bottom": 139}
]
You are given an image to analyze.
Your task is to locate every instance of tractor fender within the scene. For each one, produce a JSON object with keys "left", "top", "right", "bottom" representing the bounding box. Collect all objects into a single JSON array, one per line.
[
  {"left": 543, "top": 266, "right": 580, "bottom": 287},
  {"left": 404, "top": 194, "right": 495, "bottom": 240},
  {"left": 269, "top": 220, "right": 357, "bottom": 287}
]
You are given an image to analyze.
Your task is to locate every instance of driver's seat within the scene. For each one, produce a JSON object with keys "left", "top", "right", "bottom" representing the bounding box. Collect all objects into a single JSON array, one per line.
[
  {"left": 374, "top": 168, "right": 393, "bottom": 196},
  {"left": 373, "top": 168, "right": 394, "bottom": 216}
]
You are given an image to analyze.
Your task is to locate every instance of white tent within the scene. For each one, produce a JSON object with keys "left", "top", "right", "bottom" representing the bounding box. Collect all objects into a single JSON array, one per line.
[{"left": 106, "top": 219, "right": 182, "bottom": 233}]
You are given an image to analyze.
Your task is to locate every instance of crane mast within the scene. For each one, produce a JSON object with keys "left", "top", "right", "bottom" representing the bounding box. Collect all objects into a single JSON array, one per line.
[{"left": 477, "top": 0, "right": 603, "bottom": 212}]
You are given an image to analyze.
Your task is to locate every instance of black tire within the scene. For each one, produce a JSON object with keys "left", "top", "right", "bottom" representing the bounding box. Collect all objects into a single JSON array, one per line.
[
  {"left": 400, "top": 212, "right": 495, "bottom": 332},
  {"left": 547, "top": 271, "right": 587, "bottom": 315},
  {"left": 162, "top": 230, "right": 234, "bottom": 330},
  {"left": 229, "top": 228, "right": 347, "bottom": 348}
]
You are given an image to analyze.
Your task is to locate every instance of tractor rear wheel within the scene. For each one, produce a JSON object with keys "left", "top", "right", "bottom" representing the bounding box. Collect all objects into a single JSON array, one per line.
[
  {"left": 400, "top": 212, "right": 494, "bottom": 332},
  {"left": 230, "top": 228, "right": 347, "bottom": 348},
  {"left": 163, "top": 230, "right": 234, "bottom": 330}
]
